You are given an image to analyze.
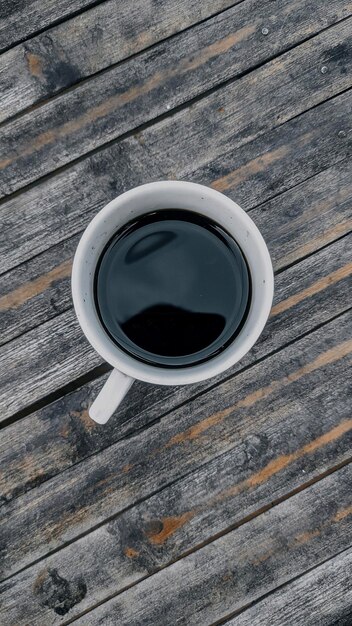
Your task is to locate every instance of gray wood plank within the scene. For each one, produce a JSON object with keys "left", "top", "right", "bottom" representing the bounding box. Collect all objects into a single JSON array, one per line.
[
  {"left": 0, "top": 79, "right": 351, "bottom": 275},
  {"left": 1, "top": 157, "right": 350, "bottom": 346},
  {"left": 9, "top": 463, "right": 350, "bottom": 625},
  {"left": 1, "top": 5, "right": 351, "bottom": 195},
  {"left": 1, "top": 308, "right": 351, "bottom": 584},
  {"left": 0, "top": 0, "right": 101, "bottom": 52},
  {"left": 0, "top": 223, "right": 350, "bottom": 468},
  {"left": 2, "top": 436, "right": 352, "bottom": 626},
  {"left": 1, "top": 233, "right": 351, "bottom": 505},
  {"left": 0, "top": 203, "right": 350, "bottom": 423},
  {"left": 226, "top": 547, "right": 352, "bottom": 626},
  {"left": 0, "top": 0, "right": 242, "bottom": 122}
]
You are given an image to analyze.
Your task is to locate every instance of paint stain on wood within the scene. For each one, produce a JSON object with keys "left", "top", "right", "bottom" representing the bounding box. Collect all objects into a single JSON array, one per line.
[
  {"left": 164, "top": 342, "right": 352, "bottom": 449},
  {"left": 26, "top": 52, "right": 43, "bottom": 78},
  {"left": 146, "top": 512, "right": 194, "bottom": 545},
  {"left": 271, "top": 262, "right": 352, "bottom": 316},
  {"left": 211, "top": 146, "right": 289, "bottom": 192},
  {"left": 0, "top": 259, "right": 72, "bottom": 311}
]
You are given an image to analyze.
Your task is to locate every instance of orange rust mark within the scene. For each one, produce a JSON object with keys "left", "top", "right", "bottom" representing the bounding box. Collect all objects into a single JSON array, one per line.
[
  {"left": 271, "top": 262, "right": 352, "bottom": 317},
  {"left": 212, "top": 419, "right": 352, "bottom": 507},
  {"left": 60, "top": 424, "right": 70, "bottom": 438},
  {"left": 0, "top": 259, "right": 72, "bottom": 312},
  {"left": 27, "top": 52, "right": 43, "bottom": 78},
  {"left": 124, "top": 547, "right": 140, "bottom": 558},
  {"left": 166, "top": 407, "right": 233, "bottom": 447},
  {"left": 294, "top": 528, "right": 321, "bottom": 545},
  {"left": 211, "top": 146, "right": 288, "bottom": 192},
  {"left": 252, "top": 549, "right": 274, "bottom": 565},
  {"left": 49, "top": 505, "right": 90, "bottom": 541},
  {"left": 146, "top": 512, "right": 194, "bottom": 545},
  {"left": 247, "top": 419, "right": 352, "bottom": 489},
  {"left": 165, "top": 342, "right": 352, "bottom": 450},
  {"left": 33, "top": 569, "right": 48, "bottom": 592},
  {"left": 1, "top": 26, "right": 254, "bottom": 170},
  {"left": 279, "top": 220, "right": 352, "bottom": 269},
  {"left": 218, "top": 107, "right": 225, "bottom": 113},
  {"left": 333, "top": 505, "right": 352, "bottom": 523},
  {"left": 70, "top": 408, "right": 96, "bottom": 431},
  {"left": 122, "top": 463, "right": 133, "bottom": 474}
]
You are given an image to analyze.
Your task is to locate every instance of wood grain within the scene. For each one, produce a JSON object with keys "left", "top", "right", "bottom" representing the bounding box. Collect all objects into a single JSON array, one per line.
[
  {"left": 1, "top": 308, "right": 351, "bottom": 584},
  {"left": 0, "top": 0, "right": 242, "bottom": 122},
  {"left": 1, "top": 157, "right": 350, "bottom": 346},
  {"left": 74, "top": 468, "right": 352, "bottom": 626},
  {"left": 1, "top": 5, "right": 351, "bottom": 194},
  {"left": 71, "top": 466, "right": 352, "bottom": 624},
  {"left": 226, "top": 547, "right": 352, "bottom": 626},
  {"left": 0, "top": 233, "right": 350, "bottom": 492},
  {"left": 0, "top": 80, "right": 351, "bottom": 275},
  {"left": 0, "top": 0, "right": 100, "bottom": 52},
  {"left": 0, "top": 207, "right": 350, "bottom": 423},
  {"left": 4, "top": 462, "right": 349, "bottom": 625}
]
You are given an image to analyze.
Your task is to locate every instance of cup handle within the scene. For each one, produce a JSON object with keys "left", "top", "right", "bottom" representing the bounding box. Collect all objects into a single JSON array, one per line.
[{"left": 89, "top": 369, "right": 134, "bottom": 424}]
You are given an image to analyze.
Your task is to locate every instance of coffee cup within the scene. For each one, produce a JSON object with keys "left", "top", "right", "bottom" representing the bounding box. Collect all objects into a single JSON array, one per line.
[{"left": 72, "top": 181, "right": 274, "bottom": 424}]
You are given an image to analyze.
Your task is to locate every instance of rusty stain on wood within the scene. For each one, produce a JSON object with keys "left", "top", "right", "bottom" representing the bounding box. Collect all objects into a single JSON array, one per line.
[
  {"left": 165, "top": 342, "right": 352, "bottom": 449},
  {"left": 279, "top": 219, "right": 352, "bottom": 268},
  {"left": 26, "top": 52, "right": 43, "bottom": 78},
  {"left": 294, "top": 528, "right": 321, "bottom": 545},
  {"left": 122, "top": 463, "right": 133, "bottom": 474},
  {"left": 271, "top": 262, "right": 352, "bottom": 317},
  {"left": 333, "top": 505, "right": 352, "bottom": 523},
  {"left": 0, "top": 259, "right": 72, "bottom": 311},
  {"left": 124, "top": 547, "right": 140, "bottom": 558},
  {"left": 70, "top": 409, "right": 96, "bottom": 431},
  {"left": 213, "top": 419, "right": 352, "bottom": 505},
  {"left": 33, "top": 569, "right": 48, "bottom": 592},
  {"left": 146, "top": 512, "right": 194, "bottom": 545},
  {"left": 0, "top": 26, "right": 254, "bottom": 170},
  {"left": 211, "top": 146, "right": 289, "bottom": 192}
]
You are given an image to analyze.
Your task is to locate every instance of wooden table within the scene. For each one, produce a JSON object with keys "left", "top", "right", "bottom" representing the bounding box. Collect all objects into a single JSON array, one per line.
[{"left": 0, "top": 0, "right": 351, "bottom": 623}]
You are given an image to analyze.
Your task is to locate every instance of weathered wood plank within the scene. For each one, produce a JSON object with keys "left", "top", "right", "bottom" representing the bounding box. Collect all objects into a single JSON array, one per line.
[
  {"left": 0, "top": 0, "right": 100, "bottom": 52},
  {"left": 0, "top": 213, "right": 351, "bottom": 421},
  {"left": 226, "top": 547, "right": 352, "bottom": 626},
  {"left": 1, "top": 157, "right": 350, "bottom": 346},
  {"left": 1, "top": 308, "right": 351, "bottom": 583},
  {"left": 1, "top": 5, "right": 351, "bottom": 195},
  {"left": 0, "top": 79, "right": 350, "bottom": 275},
  {"left": 5, "top": 461, "right": 350, "bottom": 625},
  {"left": 72, "top": 466, "right": 352, "bottom": 625},
  {"left": 0, "top": 0, "right": 242, "bottom": 122},
  {"left": 0, "top": 229, "right": 350, "bottom": 485}
]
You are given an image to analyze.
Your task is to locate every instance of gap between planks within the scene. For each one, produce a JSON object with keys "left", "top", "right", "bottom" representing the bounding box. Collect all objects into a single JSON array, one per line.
[{"left": 59, "top": 459, "right": 352, "bottom": 625}]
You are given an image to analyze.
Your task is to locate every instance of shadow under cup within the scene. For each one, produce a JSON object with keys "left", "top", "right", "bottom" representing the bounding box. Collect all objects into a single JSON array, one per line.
[{"left": 93, "top": 209, "right": 252, "bottom": 369}]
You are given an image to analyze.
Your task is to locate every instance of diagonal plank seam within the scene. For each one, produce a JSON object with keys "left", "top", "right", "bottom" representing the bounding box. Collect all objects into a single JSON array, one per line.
[
  {"left": 1, "top": 17, "right": 351, "bottom": 206},
  {"left": 212, "top": 543, "right": 352, "bottom": 626},
  {"left": 0, "top": 0, "right": 106, "bottom": 55},
  {"left": 59, "top": 458, "right": 352, "bottom": 625},
  {"left": 1, "top": 206, "right": 350, "bottom": 319},
  {"left": 0, "top": 0, "right": 246, "bottom": 119}
]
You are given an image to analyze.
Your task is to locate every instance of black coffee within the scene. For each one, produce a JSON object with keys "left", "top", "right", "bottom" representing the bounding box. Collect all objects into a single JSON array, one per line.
[{"left": 94, "top": 210, "right": 251, "bottom": 368}]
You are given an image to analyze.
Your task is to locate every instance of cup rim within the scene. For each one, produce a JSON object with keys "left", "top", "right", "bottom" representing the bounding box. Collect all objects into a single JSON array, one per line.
[{"left": 72, "top": 181, "right": 274, "bottom": 385}]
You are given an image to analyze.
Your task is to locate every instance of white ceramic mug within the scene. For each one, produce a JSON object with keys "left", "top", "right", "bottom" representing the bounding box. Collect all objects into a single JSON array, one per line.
[{"left": 72, "top": 181, "right": 274, "bottom": 424}]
